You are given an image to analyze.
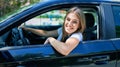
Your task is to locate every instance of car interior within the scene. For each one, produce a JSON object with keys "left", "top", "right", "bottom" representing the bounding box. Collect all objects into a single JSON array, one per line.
[
  {"left": 83, "top": 13, "right": 97, "bottom": 41},
  {"left": 0, "top": 7, "right": 98, "bottom": 47}
]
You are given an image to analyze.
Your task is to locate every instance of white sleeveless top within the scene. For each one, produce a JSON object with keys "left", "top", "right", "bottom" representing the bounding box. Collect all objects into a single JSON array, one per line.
[{"left": 57, "top": 27, "right": 83, "bottom": 41}]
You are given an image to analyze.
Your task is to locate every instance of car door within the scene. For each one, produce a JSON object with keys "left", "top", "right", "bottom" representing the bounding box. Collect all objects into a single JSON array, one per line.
[
  {"left": 61, "top": 3, "right": 118, "bottom": 67},
  {"left": 0, "top": 40, "right": 117, "bottom": 67}
]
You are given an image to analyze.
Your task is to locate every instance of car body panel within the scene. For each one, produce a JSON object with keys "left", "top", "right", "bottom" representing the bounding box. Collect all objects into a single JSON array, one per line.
[{"left": 0, "top": 39, "right": 118, "bottom": 67}]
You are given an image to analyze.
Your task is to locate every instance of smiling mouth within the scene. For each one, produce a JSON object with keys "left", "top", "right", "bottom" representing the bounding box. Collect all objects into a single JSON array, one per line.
[
  {"left": 66, "top": 27, "right": 73, "bottom": 31},
  {"left": 67, "top": 27, "right": 74, "bottom": 29}
]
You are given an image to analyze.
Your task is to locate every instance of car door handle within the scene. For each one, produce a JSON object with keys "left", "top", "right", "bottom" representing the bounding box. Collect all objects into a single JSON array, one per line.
[{"left": 91, "top": 55, "right": 109, "bottom": 65}]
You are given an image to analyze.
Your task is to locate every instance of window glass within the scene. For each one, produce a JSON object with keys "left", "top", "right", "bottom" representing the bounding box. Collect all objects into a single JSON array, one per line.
[
  {"left": 112, "top": 6, "right": 120, "bottom": 38},
  {"left": 25, "top": 10, "right": 66, "bottom": 26}
]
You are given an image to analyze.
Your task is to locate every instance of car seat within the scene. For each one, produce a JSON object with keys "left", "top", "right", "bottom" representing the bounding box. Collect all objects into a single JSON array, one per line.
[{"left": 83, "top": 13, "right": 97, "bottom": 41}]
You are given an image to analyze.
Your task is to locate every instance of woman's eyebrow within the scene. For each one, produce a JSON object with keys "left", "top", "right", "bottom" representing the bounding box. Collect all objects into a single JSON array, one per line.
[{"left": 72, "top": 19, "right": 79, "bottom": 22}]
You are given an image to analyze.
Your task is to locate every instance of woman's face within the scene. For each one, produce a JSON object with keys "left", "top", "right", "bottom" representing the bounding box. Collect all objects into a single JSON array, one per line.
[{"left": 64, "top": 12, "right": 80, "bottom": 35}]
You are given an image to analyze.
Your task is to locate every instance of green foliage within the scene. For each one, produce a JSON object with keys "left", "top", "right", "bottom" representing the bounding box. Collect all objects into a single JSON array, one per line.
[{"left": 0, "top": 0, "right": 42, "bottom": 22}]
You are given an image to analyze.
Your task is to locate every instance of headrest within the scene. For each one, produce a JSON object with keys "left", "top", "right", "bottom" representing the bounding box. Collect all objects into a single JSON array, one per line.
[{"left": 85, "top": 13, "right": 95, "bottom": 28}]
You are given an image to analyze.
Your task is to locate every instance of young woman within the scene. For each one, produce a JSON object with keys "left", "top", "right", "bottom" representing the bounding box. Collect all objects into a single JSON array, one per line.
[{"left": 22, "top": 7, "right": 86, "bottom": 56}]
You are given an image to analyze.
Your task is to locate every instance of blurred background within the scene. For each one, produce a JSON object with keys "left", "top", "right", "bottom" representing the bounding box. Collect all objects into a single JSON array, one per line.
[{"left": 0, "top": 0, "right": 43, "bottom": 22}]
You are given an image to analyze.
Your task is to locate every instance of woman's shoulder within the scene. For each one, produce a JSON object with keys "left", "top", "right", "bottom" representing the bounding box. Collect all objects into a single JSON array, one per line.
[
  {"left": 70, "top": 32, "right": 83, "bottom": 41},
  {"left": 72, "top": 32, "right": 82, "bottom": 36}
]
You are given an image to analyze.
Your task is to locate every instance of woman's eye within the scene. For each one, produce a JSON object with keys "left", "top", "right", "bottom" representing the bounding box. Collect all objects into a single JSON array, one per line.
[
  {"left": 66, "top": 18, "right": 70, "bottom": 21},
  {"left": 72, "top": 21, "right": 77, "bottom": 24}
]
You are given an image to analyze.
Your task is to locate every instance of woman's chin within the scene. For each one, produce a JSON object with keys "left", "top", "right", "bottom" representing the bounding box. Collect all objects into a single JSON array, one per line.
[
  {"left": 66, "top": 31, "right": 73, "bottom": 34},
  {"left": 65, "top": 29, "right": 75, "bottom": 34}
]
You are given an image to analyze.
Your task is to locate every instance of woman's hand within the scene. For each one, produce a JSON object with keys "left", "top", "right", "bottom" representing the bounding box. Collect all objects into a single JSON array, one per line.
[
  {"left": 19, "top": 25, "right": 28, "bottom": 31},
  {"left": 44, "top": 37, "right": 54, "bottom": 44},
  {"left": 18, "top": 23, "right": 25, "bottom": 28}
]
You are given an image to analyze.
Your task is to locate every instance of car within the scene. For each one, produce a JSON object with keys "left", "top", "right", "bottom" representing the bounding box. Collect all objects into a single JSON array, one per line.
[{"left": 0, "top": 0, "right": 120, "bottom": 67}]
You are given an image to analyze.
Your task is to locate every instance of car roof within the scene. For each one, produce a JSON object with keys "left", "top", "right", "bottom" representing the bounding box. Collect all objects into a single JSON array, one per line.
[{"left": 42, "top": 0, "right": 120, "bottom": 3}]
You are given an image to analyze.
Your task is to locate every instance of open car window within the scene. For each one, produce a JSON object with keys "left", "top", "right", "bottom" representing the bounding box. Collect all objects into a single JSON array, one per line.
[{"left": 23, "top": 7, "right": 98, "bottom": 41}]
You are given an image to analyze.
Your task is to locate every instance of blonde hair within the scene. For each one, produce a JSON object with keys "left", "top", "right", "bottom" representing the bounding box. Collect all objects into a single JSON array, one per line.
[{"left": 61, "top": 7, "right": 86, "bottom": 42}]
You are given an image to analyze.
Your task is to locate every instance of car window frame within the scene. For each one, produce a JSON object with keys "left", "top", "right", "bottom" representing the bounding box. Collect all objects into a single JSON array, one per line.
[{"left": 22, "top": 6, "right": 99, "bottom": 41}]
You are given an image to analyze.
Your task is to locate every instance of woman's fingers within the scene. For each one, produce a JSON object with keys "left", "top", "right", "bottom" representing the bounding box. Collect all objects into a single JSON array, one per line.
[{"left": 44, "top": 38, "right": 49, "bottom": 44}]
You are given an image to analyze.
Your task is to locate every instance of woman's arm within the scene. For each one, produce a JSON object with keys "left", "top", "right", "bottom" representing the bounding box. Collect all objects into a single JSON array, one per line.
[
  {"left": 45, "top": 37, "right": 80, "bottom": 56},
  {"left": 22, "top": 27, "right": 58, "bottom": 37}
]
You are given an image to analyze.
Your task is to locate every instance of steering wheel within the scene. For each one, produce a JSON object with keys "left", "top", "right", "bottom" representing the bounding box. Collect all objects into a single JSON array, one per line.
[
  {"left": 11, "top": 27, "right": 30, "bottom": 46},
  {"left": 18, "top": 28, "right": 30, "bottom": 45}
]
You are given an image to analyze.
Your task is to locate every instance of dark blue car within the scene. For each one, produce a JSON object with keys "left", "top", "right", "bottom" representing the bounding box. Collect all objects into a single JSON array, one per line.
[{"left": 0, "top": 0, "right": 120, "bottom": 67}]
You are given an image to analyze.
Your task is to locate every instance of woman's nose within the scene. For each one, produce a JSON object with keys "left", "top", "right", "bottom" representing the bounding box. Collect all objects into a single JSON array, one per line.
[{"left": 68, "top": 21, "right": 72, "bottom": 27}]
